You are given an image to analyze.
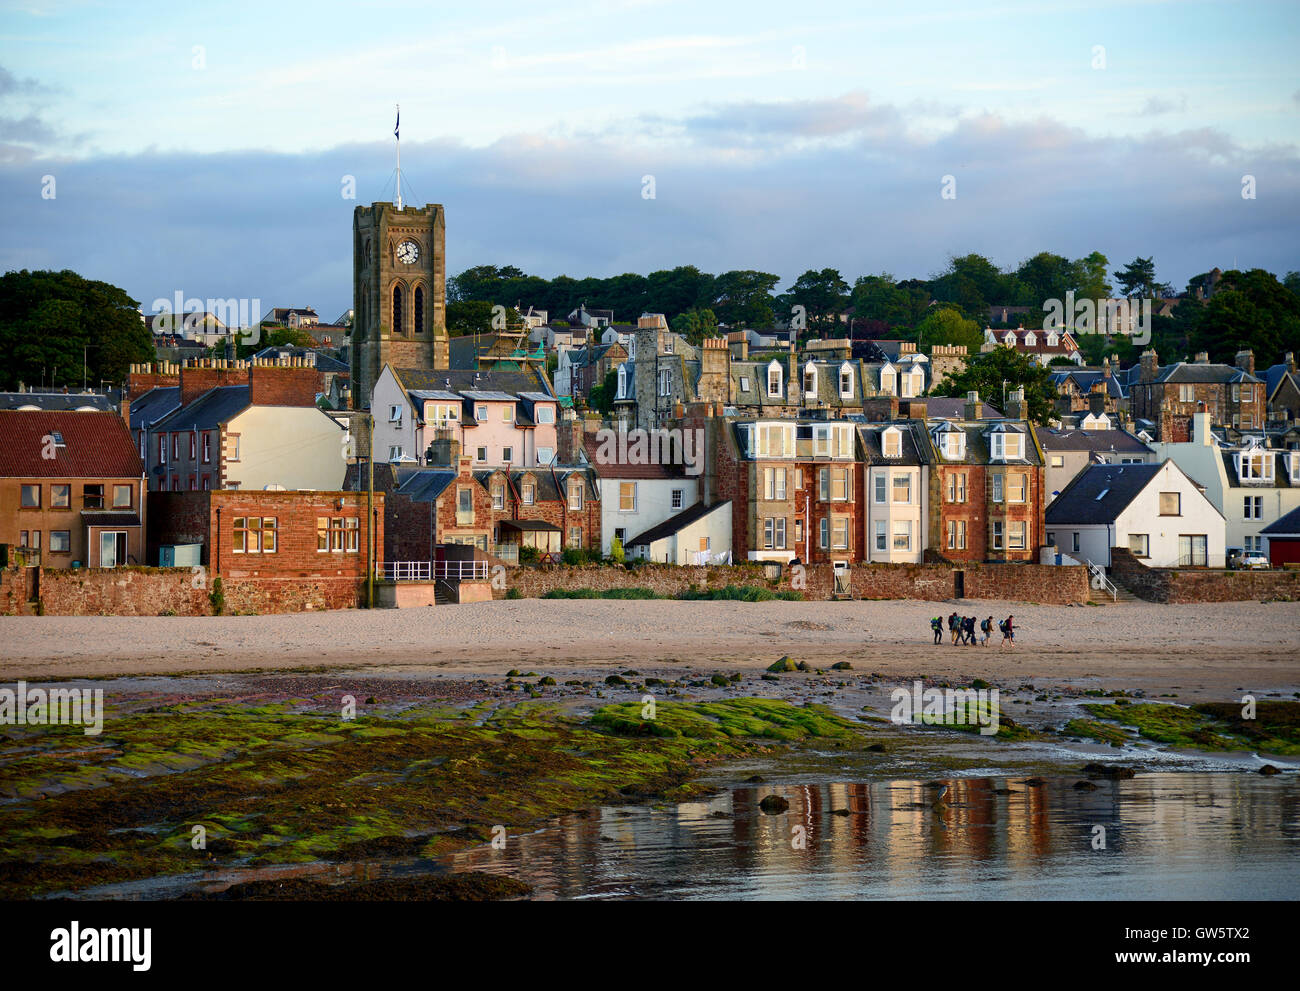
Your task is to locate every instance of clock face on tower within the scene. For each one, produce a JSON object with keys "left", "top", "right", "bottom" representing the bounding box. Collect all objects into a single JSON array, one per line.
[{"left": 396, "top": 239, "right": 420, "bottom": 264}]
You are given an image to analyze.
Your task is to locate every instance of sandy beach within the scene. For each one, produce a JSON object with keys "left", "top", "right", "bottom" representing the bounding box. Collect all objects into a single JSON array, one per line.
[{"left": 3, "top": 598, "right": 1298, "bottom": 698}]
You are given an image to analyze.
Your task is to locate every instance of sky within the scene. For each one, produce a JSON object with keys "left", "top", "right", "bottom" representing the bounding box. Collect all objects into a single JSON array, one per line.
[{"left": 2, "top": 0, "right": 1298, "bottom": 321}]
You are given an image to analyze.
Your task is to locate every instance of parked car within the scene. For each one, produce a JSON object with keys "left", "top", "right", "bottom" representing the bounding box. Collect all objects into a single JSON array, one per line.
[{"left": 1240, "top": 553, "right": 1270, "bottom": 570}]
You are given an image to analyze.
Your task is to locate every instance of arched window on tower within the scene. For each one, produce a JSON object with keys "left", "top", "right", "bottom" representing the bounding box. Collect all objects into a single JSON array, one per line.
[
  {"left": 414, "top": 286, "right": 424, "bottom": 335},
  {"left": 393, "top": 285, "right": 404, "bottom": 334}
]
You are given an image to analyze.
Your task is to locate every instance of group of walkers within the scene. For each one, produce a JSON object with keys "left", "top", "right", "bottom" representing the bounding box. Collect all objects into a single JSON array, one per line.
[{"left": 930, "top": 612, "right": 1015, "bottom": 648}]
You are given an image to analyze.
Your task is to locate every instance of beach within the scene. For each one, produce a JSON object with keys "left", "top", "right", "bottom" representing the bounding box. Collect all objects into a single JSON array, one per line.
[{"left": 3, "top": 598, "right": 1297, "bottom": 699}]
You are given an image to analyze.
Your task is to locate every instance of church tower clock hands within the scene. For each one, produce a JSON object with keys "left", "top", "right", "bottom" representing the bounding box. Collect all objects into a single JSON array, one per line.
[{"left": 351, "top": 201, "right": 449, "bottom": 410}]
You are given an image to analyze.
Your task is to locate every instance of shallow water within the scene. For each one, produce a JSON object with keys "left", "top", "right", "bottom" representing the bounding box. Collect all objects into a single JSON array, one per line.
[{"left": 444, "top": 773, "right": 1300, "bottom": 900}]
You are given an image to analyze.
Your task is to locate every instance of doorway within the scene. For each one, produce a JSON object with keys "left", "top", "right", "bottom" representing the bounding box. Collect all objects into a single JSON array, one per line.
[
  {"left": 99, "top": 531, "right": 127, "bottom": 568},
  {"left": 954, "top": 570, "right": 965, "bottom": 598}
]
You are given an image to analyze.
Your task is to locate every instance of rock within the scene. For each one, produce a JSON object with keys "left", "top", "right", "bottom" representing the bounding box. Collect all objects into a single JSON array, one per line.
[
  {"left": 1073, "top": 781, "right": 1099, "bottom": 791},
  {"left": 830, "top": 662, "right": 852, "bottom": 671},
  {"left": 759, "top": 795, "right": 790, "bottom": 814},
  {"left": 1258, "top": 764, "right": 1280, "bottom": 775},
  {"left": 1023, "top": 777, "right": 1048, "bottom": 787},
  {"left": 604, "top": 675, "right": 628, "bottom": 687},
  {"left": 829, "top": 808, "right": 851, "bottom": 816},
  {"left": 744, "top": 774, "right": 765, "bottom": 783},
  {"left": 710, "top": 674, "right": 730, "bottom": 687},
  {"left": 760, "top": 674, "right": 779, "bottom": 682},
  {"left": 506, "top": 669, "right": 522, "bottom": 678},
  {"left": 867, "top": 743, "right": 887, "bottom": 753},
  {"left": 1082, "top": 763, "right": 1136, "bottom": 779},
  {"left": 538, "top": 676, "right": 556, "bottom": 686},
  {"left": 796, "top": 661, "right": 813, "bottom": 672},
  {"left": 766, "top": 656, "right": 798, "bottom": 673}
]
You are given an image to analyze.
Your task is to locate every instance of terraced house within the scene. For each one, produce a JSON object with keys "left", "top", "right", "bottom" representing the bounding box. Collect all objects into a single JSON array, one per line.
[
  {"left": 924, "top": 391, "right": 1046, "bottom": 564},
  {"left": 859, "top": 418, "right": 929, "bottom": 564},
  {"left": 1129, "top": 348, "right": 1266, "bottom": 440}
]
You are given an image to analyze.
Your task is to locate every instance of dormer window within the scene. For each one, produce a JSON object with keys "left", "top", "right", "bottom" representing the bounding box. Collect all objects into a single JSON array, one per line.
[
  {"left": 1024, "top": 331, "right": 1036, "bottom": 346},
  {"left": 839, "top": 362, "right": 854, "bottom": 398},
  {"left": 880, "top": 364, "right": 896, "bottom": 396},
  {"left": 1003, "top": 331, "right": 1016, "bottom": 345},
  {"left": 767, "top": 360, "right": 783, "bottom": 398},
  {"left": 934, "top": 427, "right": 965, "bottom": 460},
  {"left": 882, "top": 427, "right": 902, "bottom": 458},
  {"left": 901, "top": 368, "right": 922, "bottom": 398},
  {"left": 1047, "top": 332, "right": 1059, "bottom": 347},
  {"left": 803, "top": 360, "right": 817, "bottom": 396},
  {"left": 617, "top": 365, "right": 627, "bottom": 399},
  {"left": 990, "top": 430, "right": 1023, "bottom": 461},
  {"left": 1237, "top": 451, "right": 1274, "bottom": 483}
]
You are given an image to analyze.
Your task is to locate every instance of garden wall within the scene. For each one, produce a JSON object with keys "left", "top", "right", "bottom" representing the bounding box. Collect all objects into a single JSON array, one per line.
[{"left": 1110, "top": 547, "right": 1300, "bottom": 603}]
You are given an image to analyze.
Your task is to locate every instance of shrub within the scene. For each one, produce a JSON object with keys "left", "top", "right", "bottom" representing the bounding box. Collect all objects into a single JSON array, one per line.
[
  {"left": 505, "top": 587, "right": 522, "bottom": 600},
  {"left": 518, "top": 546, "right": 539, "bottom": 565},
  {"left": 677, "top": 584, "right": 801, "bottom": 602},
  {"left": 209, "top": 576, "right": 226, "bottom": 616},
  {"left": 610, "top": 536, "right": 625, "bottom": 564}
]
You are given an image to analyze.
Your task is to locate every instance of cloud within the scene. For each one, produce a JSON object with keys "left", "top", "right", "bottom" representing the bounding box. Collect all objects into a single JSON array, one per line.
[
  {"left": 0, "top": 93, "right": 1296, "bottom": 321},
  {"left": 1140, "top": 94, "right": 1188, "bottom": 116},
  {"left": 0, "top": 65, "right": 45, "bottom": 97}
]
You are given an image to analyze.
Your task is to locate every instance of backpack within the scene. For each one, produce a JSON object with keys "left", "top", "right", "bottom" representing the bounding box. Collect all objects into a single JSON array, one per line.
[
  {"left": 981, "top": 619, "right": 992, "bottom": 633},
  {"left": 998, "top": 620, "right": 1008, "bottom": 634}
]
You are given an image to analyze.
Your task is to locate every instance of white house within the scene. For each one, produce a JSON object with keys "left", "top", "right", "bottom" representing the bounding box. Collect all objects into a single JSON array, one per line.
[
  {"left": 625, "top": 499, "right": 733, "bottom": 565},
  {"left": 582, "top": 433, "right": 700, "bottom": 556},
  {"left": 1045, "top": 459, "right": 1225, "bottom": 568},
  {"left": 862, "top": 422, "right": 928, "bottom": 563}
]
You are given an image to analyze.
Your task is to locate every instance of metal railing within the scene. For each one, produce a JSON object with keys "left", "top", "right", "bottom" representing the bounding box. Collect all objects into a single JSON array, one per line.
[
  {"left": 377, "top": 561, "right": 431, "bottom": 582},
  {"left": 434, "top": 560, "right": 490, "bottom": 581},
  {"left": 1085, "top": 559, "right": 1118, "bottom": 601}
]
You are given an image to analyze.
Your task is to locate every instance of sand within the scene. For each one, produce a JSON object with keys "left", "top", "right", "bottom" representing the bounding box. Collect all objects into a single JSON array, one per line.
[{"left": 2, "top": 598, "right": 1298, "bottom": 699}]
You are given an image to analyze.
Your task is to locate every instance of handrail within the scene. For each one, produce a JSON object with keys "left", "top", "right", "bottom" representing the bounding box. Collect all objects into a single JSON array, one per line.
[
  {"left": 376, "top": 561, "right": 430, "bottom": 582},
  {"left": 1085, "top": 558, "right": 1117, "bottom": 601},
  {"left": 433, "top": 560, "right": 490, "bottom": 582}
]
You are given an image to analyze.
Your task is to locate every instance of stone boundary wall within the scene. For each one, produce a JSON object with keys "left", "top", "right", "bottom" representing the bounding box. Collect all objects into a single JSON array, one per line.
[
  {"left": 498, "top": 560, "right": 1089, "bottom": 605},
  {"left": 1, "top": 567, "right": 367, "bottom": 616},
  {"left": 1110, "top": 547, "right": 1300, "bottom": 603}
]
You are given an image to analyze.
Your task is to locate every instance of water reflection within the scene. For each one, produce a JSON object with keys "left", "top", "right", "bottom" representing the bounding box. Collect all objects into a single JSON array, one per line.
[{"left": 448, "top": 774, "right": 1300, "bottom": 900}]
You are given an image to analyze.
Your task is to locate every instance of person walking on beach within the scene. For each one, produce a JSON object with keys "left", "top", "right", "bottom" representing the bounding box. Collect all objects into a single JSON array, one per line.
[
  {"left": 1000, "top": 615, "right": 1016, "bottom": 649},
  {"left": 931, "top": 616, "right": 944, "bottom": 644},
  {"left": 963, "top": 615, "right": 976, "bottom": 645},
  {"left": 980, "top": 616, "right": 993, "bottom": 647},
  {"left": 948, "top": 612, "right": 960, "bottom": 645}
]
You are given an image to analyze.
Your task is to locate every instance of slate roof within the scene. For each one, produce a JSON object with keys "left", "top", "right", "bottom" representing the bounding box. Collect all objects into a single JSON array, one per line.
[
  {"left": 130, "top": 386, "right": 182, "bottom": 429},
  {"left": 392, "top": 467, "right": 457, "bottom": 503},
  {"left": 1049, "top": 368, "right": 1127, "bottom": 400},
  {"left": 626, "top": 500, "right": 730, "bottom": 548},
  {"left": 582, "top": 434, "right": 686, "bottom": 479},
  {"left": 1033, "top": 427, "right": 1150, "bottom": 455},
  {"left": 925, "top": 420, "right": 1042, "bottom": 467},
  {"left": 1147, "top": 361, "right": 1261, "bottom": 385},
  {"left": 922, "top": 397, "right": 1001, "bottom": 420},
  {"left": 0, "top": 392, "right": 114, "bottom": 412},
  {"left": 1263, "top": 363, "right": 1298, "bottom": 400},
  {"left": 1261, "top": 505, "right": 1300, "bottom": 536},
  {"left": 856, "top": 421, "right": 928, "bottom": 466},
  {"left": 151, "top": 386, "right": 250, "bottom": 432},
  {"left": 1045, "top": 462, "right": 1164, "bottom": 525},
  {"left": 392, "top": 366, "right": 552, "bottom": 398},
  {"left": 252, "top": 346, "right": 349, "bottom": 374},
  {"left": 0, "top": 410, "right": 144, "bottom": 478}
]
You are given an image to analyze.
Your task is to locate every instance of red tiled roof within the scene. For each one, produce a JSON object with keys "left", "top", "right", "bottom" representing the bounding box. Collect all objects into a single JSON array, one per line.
[
  {"left": 582, "top": 433, "right": 683, "bottom": 479},
  {"left": 0, "top": 410, "right": 144, "bottom": 479}
]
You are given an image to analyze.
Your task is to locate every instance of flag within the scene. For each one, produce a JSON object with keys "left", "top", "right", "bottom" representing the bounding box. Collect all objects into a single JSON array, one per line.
[{"left": 394, "top": 107, "right": 399, "bottom": 140}]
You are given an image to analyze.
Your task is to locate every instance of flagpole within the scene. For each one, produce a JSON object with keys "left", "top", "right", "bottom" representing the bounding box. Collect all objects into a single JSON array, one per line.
[{"left": 395, "top": 103, "right": 403, "bottom": 211}]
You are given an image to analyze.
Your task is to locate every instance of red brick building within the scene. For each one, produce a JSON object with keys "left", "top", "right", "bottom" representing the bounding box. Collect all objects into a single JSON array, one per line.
[{"left": 0, "top": 410, "right": 147, "bottom": 568}]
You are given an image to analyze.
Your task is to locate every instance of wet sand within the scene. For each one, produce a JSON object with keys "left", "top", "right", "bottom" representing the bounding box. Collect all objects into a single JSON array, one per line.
[{"left": 3, "top": 598, "right": 1298, "bottom": 700}]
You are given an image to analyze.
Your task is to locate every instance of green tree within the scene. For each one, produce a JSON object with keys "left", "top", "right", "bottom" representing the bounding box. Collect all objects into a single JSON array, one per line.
[
  {"left": 915, "top": 306, "right": 982, "bottom": 352},
  {"left": 931, "top": 346, "right": 1059, "bottom": 424},
  {"left": 670, "top": 308, "right": 718, "bottom": 344},
  {"left": 781, "top": 268, "right": 849, "bottom": 336},
  {"left": 0, "top": 269, "right": 153, "bottom": 390},
  {"left": 587, "top": 368, "right": 618, "bottom": 415},
  {"left": 1114, "top": 257, "right": 1172, "bottom": 299},
  {"left": 1188, "top": 269, "right": 1300, "bottom": 365},
  {"left": 709, "top": 270, "right": 780, "bottom": 328}
]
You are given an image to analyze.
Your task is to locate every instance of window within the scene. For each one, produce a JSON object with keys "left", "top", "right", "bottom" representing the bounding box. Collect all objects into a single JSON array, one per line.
[
  {"left": 755, "top": 423, "right": 793, "bottom": 457},
  {"left": 819, "top": 468, "right": 830, "bottom": 501},
  {"left": 317, "top": 517, "right": 353, "bottom": 552},
  {"left": 389, "top": 405, "right": 403, "bottom": 423},
  {"left": 1008, "top": 520, "right": 1026, "bottom": 550},
  {"left": 739, "top": 376, "right": 751, "bottom": 393},
  {"left": 51, "top": 484, "right": 70, "bottom": 508},
  {"left": 880, "top": 368, "right": 896, "bottom": 395},
  {"left": 990, "top": 432, "right": 1022, "bottom": 460},
  {"left": 139, "top": 433, "right": 146, "bottom": 459},
  {"left": 839, "top": 366, "right": 853, "bottom": 397},
  {"left": 1179, "top": 534, "right": 1208, "bottom": 567},
  {"left": 882, "top": 429, "right": 901, "bottom": 458},
  {"left": 1007, "top": 473, "right": 1026, "bottom": 503},
  {"left": 763, "top": 517, "right": 786, "bottom": 549},
  {"left": 875, "top": 520, "right": 887, "bottom": 551},
  {"left": 614, "top": 527, "right": 626, "bottom": 544},
  {"left": 414, "top": 286, "right": 424, "bottom": 332},
  {"left": 1129, "top": 533, "right": 1149, "bottom": 557},
  {"left": 502, "top": 447, "right": 513, "bottom": 463},
  {"left": 767, "top": 362, "right": 783, "bottom": 398},
  {"left": 1159, "top": 491, "right": 1181, "bottom": 516},
  {"left": 1049, "top": 455, "right": 1064, "bottom": 468},
  {"left": 1238, "top": 452, "right": 1273, "bottom": 482},
  {"left": 49, "top": 530, "right": 70, "bottom": 553},
  {"left": 1179, "top": 384, "right": 1194, "bottom": 403},
  {"left": 794, "top": 519, "right": 803, "bottom": 544},
  {"left": 992, "top": 521, "right": 1005, "bottom": 550},
  {"left": 492, "top": 485, "right": 505, "bottom": 510},
  {"left": 892, "top": 520, "right": 912, "bottom": 551},
  {"left": 523, "top": 483, "right": 535, "bottom": 506},
  {"left": 113, "top": 485, "right": 132, "bottom": 508},
  {"left": 21, "top": 484, "right": 40, "bottom": 508},
  {"left": 477, "top": 405, "right": 488, "bottom": 422},
  {"left": 502, "top": 406, "right": 513, "bottom": 423},
  {"left": 819, "top": 518, "right": 829, "bottom": 549},
  {"left": 568, "top": 526, "right": 583, "bottom": 548},
  {"left": 227, "top": 434, "right": 240, "bottom": 462},
  {"left": 189, "top": 432, "right": 196, "bottom": 459},
  {"left": 946, "top": 520, "right": 967, "bottom": 550},
  {"left": 659, "top": 370, "right": 672, "bottom": 396},
  {"left": 619, "top": 482, "right": 637, "bottom": 511},
  {"left": 83, "top": 484, "right": 104, "bottom": 509},
  {"left": 991, "top": 474, "right": 1004, "bottom": 503},
  {"left": 201, "top": 433, "right": 211, "bottom": 463},
  {"left": 476, "top": 446, "right": 488, "bottom": 462},
  {"left": 388, "top": 446, "right": 403, "bottom": 461},
  {"left": 833, "top": 517, "right": 849, "bottom": 549},
  {"left": 764, "top": 468, "right": 787, "bottom": 501},
  {"left": 874, "top": 474, "right": 887, "bottom": 504},
  {"left": 946, "top": 473, "right": 966, "bottom": 503},
  {"left": 1072, "top": 532, "right": 1080, "bottom": 553},
  {"left": 940, "top": 431, "right": 964, "bottom": 460},
  {"left": 457, "top": 487, "right": 474, "bottom": 523},
  {"left": 833, "top": 468, "right": 849, "bottom": 502},
  {"left": 699, "top": 536, "right": 711, "bottom": 552},
  {"left": 202, "top": 475, "right": 211, "bottom": 491},
  {"left": 1231, "top": 383, "right": 1240, "bottom": 402},
  {"left": 664, "top": 337, "right": 674, "bottom": 354},
  {"left": 345, "top": 518, "right": 359, "bottom": 552},
  {"left": 171, "top": 433, "right": 180, "bottom": 460},
  {"left": 159, "top": 435, "right": 168, "bottom": 464},
  {"left": 393, "top": 284, "right": 404, "bottom": 332},
  {"left": 892, "top": 474, "right": 911, "bottom": 504},
  {"left": 568, "top": 482, "right": 583, "bottom": 510},
  {"left": 537, "top": 406, "right": 555, "bottom": 424},
  {"left": 536, "top": 447, "right": 554, "bottom": 465},
  {"left": 235, "top": 517, "right": 277, "bottom": 553},
  {"left": 803, "top": 364, "right": 816, "bottom": 394},
  {"left": 671, "top": 489, "right": 683, "bottom": 510}
]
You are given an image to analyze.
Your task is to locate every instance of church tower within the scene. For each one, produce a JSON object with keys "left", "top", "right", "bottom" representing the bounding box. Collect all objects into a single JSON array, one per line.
[{"left": 351, "top": 201, "right": 449, "bottom": 409}]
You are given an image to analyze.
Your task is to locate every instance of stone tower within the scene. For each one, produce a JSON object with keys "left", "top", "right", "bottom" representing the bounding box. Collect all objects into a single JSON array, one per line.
[{"left": 351, "top": 201, "right": 449, "bottom": 409}]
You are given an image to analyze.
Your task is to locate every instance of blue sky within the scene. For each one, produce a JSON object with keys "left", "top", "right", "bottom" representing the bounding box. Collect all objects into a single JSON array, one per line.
[{"left": 2, "top": 0, "right": 1298, "bottom": 320}]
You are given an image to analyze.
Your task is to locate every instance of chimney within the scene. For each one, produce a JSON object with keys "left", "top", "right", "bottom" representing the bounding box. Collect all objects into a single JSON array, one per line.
[
  {"left": 1287, "top": 352, "right": 1296, "bottom": 374},
  {"left": 904, "top": 399, "right": 927, "bottom": 421},
  {"left": 119, "top": 394, "right": 132, "bottom": 427},
  {"left": 1005, "top": 387, "right": 1028, "bottom": 421},
  {"left": 1194, "top": 351, "right": 1210, "bottom": 364},
  {"left": 1089, "top": 383, "right": 1106, "bottom": 415},
  {"left": 1235, "top": 349, "right": 1255, "bottom": 376},
  {"left": 1102, "top": 356, "right": 1111, "bottom": 380},
  {"left": 180, "top": 358, "right": 246, "bottom": 408},
  {"left": 426, "top": 432, "right": 461, "bottom": 467},
  {"left": 1139, "top": 349, "right": 1159, "bottom": 383},
  {"left": 249, "top": 358, "right": 324, "bottom": 406},
  {"left": 964, "top": 390, "right": 981, "bottom": 421},
  {"left": 1193, "top": 410, "right": 1211, "bottom": 446}
]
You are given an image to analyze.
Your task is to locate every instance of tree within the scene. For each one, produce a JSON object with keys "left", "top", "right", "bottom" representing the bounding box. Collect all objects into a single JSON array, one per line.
[
  {"left": 1188, "top": 269, "right": 1300, "bottom": 365},
  {"left": 780, "top": 268, "right": 849, "bottom": 336},
  {"left": 646, "top": 266, "right": 714, "bottom": 319},
  {"left": 0, "top": 269, "right": 153, "bottom": 390},
  {"left": 931, "top": 346, "right": 1059, "bottom": 424},
  {"left": 670, "top": 308, "right": 718, "bottom": 344},
  {"left": 587, "top": 368, "right": 618, "bottom": 416},
  {"left": 915, "top": 306, "right": 982, "bottom": 352},
  {"left": 445, "top": 300, "right": 522, "bottom": 337},
  {"left": 1114, "top": 257, "right": 1171, "bottom": 299},
  {"left": 709, "top": 270, "right": 779, "bottom": 328}
]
